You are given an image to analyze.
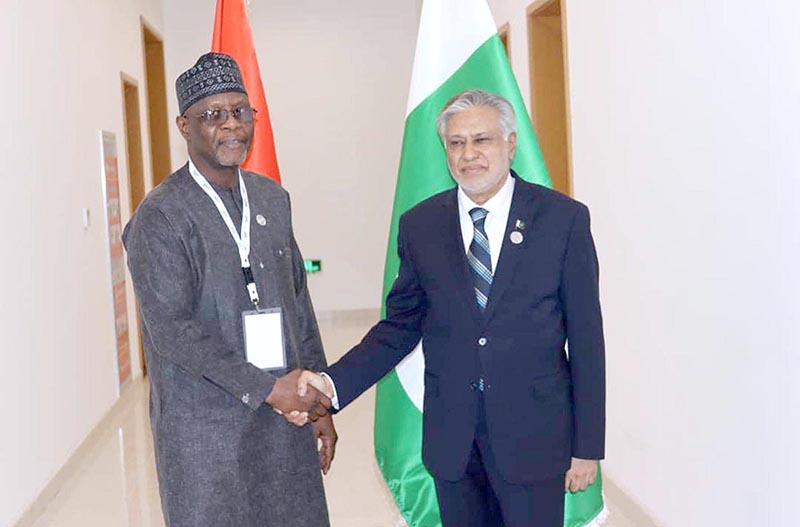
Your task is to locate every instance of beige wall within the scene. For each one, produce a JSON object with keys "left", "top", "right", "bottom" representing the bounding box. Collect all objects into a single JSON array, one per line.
[
  {"left": 162, "top": 0, "right": 421, "bottom": 312},
  {"left": 492, "top": 0, "right": 800, "bottom": 525},
  {"left": 0, "top": 0, "right": 163, "bottom": 524}
]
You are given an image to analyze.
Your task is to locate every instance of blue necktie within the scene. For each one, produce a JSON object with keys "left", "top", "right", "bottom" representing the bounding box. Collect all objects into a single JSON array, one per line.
[{"left": 467, "top": 207, "right": 493, "bottom": 311}]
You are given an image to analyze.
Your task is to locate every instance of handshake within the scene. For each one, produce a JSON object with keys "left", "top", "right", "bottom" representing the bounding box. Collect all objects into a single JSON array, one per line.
[
  {"left": 265, "top": 369, "right": 334, "bottom": 427},
  {"left": 265, "top": 370, "right": 337, "bottom": 473}
]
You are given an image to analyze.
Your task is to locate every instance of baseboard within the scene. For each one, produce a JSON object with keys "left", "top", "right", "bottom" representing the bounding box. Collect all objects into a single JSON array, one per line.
[
  {"left": 13, "top": 380, "right": 147, "bottom": 527},
  {"left": 604, "top": 474, "right": 660, "bottom": 526}
]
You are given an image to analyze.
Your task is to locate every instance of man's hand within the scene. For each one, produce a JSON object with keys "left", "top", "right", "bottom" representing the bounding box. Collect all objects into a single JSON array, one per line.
[
  {"left": 265, "top": 369, "right": 330, "bottom": 421},
  {"left": 279, "top": 370, "right": 335, "bottom": 427},
  {"left": 297, "top": 370, "right": 334, "bottom": 399},
  {"left": 312, "top": 413, "right": 338, "bottom": 474},
  {"left": 564, "top": 457, "right": 598, "bottom": 493}
]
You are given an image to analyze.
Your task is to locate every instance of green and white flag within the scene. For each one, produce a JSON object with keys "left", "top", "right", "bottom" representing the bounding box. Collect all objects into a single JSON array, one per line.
[{"left": 373, "top": 1, "right": 607, "bottom": 526}]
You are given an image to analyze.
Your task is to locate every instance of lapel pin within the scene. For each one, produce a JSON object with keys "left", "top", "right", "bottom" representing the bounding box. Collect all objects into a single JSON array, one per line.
[
  {"left": 510, "top": 231, "right": 524, "bottom": 245},
  {"left": 256, "top": 214, "right": 267, "bottom": 226},
  {"left": 515, "top": 219, "right": 526, "bottom": 230}
]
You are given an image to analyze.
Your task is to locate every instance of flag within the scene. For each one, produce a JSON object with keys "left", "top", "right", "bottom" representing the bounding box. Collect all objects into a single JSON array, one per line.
[
  {"left": 211, "top": 0, "right": 281, "bottom": 182},
  {"left": 373, "top": 1, "right": 607, "bottom": 526}
]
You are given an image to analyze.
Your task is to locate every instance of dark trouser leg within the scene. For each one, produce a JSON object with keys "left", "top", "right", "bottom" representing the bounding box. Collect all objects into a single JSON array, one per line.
[
  {"left": 433, "top": 441, "right": 504, "bottom": 527},
  {"left": 484, "top": 448, "right": 564, "bottom": 527},
  {"left": 480, "top": 438, "right": 565, "bottom": 527},
  {"left": 474, "top": 393, "right": 566, "bottom": 527}
]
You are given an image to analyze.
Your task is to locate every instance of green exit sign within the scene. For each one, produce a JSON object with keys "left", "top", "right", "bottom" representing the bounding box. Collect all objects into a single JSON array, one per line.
[{"left": 304, "top": 259, "right": 322, "bottom": 273}]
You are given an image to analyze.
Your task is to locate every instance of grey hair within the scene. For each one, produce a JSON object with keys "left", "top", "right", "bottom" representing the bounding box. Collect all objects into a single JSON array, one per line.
[{"left": 436, "top": 89, "right": 517, "bottom": 139}]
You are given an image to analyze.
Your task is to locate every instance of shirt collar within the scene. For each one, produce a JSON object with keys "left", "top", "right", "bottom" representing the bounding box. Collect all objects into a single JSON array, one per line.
[{"left": 457, "top": 173, "right": 515, "bottom": 218}]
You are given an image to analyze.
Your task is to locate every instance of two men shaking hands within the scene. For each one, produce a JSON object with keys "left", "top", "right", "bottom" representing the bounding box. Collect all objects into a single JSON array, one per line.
[{"left": 126, "top": 50, "right": 605, "bottom": 527}]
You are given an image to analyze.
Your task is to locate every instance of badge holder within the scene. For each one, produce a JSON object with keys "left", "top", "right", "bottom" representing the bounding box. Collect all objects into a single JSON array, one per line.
[{"left": 242, "top": 307, "right": 287, "bottom": 371}]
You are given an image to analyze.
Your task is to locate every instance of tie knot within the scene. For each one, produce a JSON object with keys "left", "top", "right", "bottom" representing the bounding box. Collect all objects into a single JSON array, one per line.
[{"left": 469, "top": 207, "right": 488, "bottom": 224}]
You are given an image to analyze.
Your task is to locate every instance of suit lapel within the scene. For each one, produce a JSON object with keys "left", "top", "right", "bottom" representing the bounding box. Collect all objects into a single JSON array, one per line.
[
  {"left": 482, "top": 178, "right": 540, "bottom": 323},
  {"left": 440, "top": 190, "right": 484, "bottom": 325}
]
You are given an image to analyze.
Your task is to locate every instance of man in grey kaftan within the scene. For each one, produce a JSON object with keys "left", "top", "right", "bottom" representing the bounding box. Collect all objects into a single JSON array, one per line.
[{"left": 123, "top": 53, "right": 333, "bottom": 527}]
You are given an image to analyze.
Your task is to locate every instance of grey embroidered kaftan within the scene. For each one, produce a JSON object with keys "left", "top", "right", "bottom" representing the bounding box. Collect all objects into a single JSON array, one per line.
[{"left": 122, "top": 164, "right": 329, "bottom": 527}]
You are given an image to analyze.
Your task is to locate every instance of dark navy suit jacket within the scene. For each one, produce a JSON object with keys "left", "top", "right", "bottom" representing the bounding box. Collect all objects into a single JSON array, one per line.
[{"left": 327, "top": 174, "right": 605, "bottom": 484}]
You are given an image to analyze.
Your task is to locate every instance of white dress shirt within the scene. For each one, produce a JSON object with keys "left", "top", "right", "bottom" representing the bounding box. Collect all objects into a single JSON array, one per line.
[
  {"left": 323, "top": 174, "right": 516, "bottom": 410},
  {"left": 457, "top": 174, "right": 515, "bottom": 273}
]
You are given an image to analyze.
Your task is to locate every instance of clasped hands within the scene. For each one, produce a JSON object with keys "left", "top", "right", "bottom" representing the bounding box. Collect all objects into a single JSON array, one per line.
[
  {"left": 266, "top": 369, "right": 337, "bottom": 473},
  {"left": 265, "top": 369, "right": 331, "bottom": 422},
  {"left": 266, "top": 370, "right": 332, "bottom": 428}
]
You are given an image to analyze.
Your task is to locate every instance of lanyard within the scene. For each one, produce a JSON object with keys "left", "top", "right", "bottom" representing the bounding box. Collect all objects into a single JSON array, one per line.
[{"left": 189, "top": 162, "right": 260, "bottom": 308}]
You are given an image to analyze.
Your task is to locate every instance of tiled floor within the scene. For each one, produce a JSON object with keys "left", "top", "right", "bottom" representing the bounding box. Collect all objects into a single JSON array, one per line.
[{"left": 20, "top": 312, "right": 645, "bottom": 527}]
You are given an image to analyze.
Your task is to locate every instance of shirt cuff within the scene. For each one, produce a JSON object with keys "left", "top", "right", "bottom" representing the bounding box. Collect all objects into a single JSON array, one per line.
[{"left": 319, "top": 372, "right": 340, "bottom": 410}]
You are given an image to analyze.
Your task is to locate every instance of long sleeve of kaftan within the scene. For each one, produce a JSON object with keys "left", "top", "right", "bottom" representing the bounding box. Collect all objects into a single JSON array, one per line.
[{"left": 124, "top": 201, "right": 276, "bottom": 411}]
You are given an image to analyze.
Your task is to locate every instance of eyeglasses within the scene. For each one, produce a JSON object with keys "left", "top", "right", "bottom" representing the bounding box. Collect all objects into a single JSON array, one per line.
[{"left": 185, "top": 106, "right": 258, "bottom": 126}]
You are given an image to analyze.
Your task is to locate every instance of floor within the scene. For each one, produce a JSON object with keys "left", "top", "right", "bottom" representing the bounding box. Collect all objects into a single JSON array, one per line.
[{"left": 19, "top": 312, "right": 647, "bottom": 527}]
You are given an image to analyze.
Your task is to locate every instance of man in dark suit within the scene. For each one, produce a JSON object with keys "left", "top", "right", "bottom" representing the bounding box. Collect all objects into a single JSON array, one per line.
[{"left": 294, "top": 89, "right": 605, "bottom": 527}]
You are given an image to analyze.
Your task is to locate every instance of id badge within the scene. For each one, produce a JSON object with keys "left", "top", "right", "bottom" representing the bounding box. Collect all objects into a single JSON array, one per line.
[{"left": 241, "top": 308, "right": 287, "bottom": 370}]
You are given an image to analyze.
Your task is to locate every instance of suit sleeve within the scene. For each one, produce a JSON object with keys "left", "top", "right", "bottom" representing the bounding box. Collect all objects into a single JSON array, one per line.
[
  {"left": 560, "top": 203, "right": 606, "bottom": 459},
  {"left": 325, "top": 216, "right": 426, "bottom": 409},
  {"left": 123, "top": 202, "right": 277, "bottom": 411}
]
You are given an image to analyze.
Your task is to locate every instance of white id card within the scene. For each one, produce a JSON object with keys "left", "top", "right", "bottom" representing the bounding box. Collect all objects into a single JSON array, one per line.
[{"left": 242, "top": 308, "right": 287, "bottom": 370}]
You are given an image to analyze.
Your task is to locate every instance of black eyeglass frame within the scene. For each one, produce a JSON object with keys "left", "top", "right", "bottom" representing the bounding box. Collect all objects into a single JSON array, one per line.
[{"left": 183, "top": 106, "right": 258, "bottom": 126}]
